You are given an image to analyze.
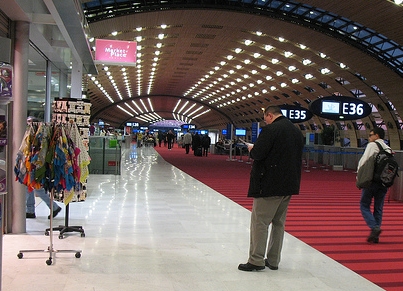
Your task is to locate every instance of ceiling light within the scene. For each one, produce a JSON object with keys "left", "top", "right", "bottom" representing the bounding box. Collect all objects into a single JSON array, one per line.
[
  {"left": 136, "top": 36, "right": 142, "bottom": 42},
  {"left": 158, "top": 34, "right": 164, "bottom": 39},
  {"left": 288, "top": 66, "right": 297, "bottom": 71},
  {"left": 280, "top": 82, "right": 287, "bottom": 87},
  {"left": 220, "top": 61, "right": 226, "bottom": 66},
  {"left": 136, "top": 27, "right": 142, "bottom": 31},
  {"left": 278, "top": 37, "right": 285, "bottom": 42},
  {"left": 111, "top": 31, "right": 118, "bottom": 36},
  {"left": 272, "top": 58, "right": 279, "bottom": 64},
  {"left": 291, "top": 78, "right": 299, "bottom": 84},
  {"left": 284, "top": 51, "right": 293, "bottom": 58},
  {"left": 339, "top": 63, "right": 347, "bottom": 69},
  {"left": 270, "top": 86, "right": 277, "bottom": 91},
  {"left": 256, "top": 31, "right": 262, "bottom": 36},
  {"left": 244, "top": 59, "right": 251, "bottom": 64},
  {"left": 320, "top": 68, "right": 331, "bottom": 74},
  {"left": 320, "top": 52, "right": 327, "bottom": 58},
  {"left": 305, "top": 74, "right": 314, "bottom": 79},
  {"left": 276, "top": 71, "right": 283, "bottom": 76},
  {"left": 266, "top": 76, "right": 273, "bottom": 80},
  {"left": 227, "top": 55, "right": 234, "bottom": 60},
  {"left": 161, "top": 24, "right": 167, "bottom": 29},
  {"left": 299, "top": 44, "right": 307, "bottom": 49},
  {"left": 264, "top": 45, "right": 274, "bottom": 51},
  {"left": 251, "top": 70, "right": 257, "bottom": 74},
  {"left": 302, "top": 59, "right": 312, "bottom": 65},
  {"left": 261, "top": 65, "right": 267, "bottom": 69},
  {"left": 245, "top": 40, "right": 253, "bottom": 46},
  {"left": 253, "top": 53, "right": 261, "bottom": 58},
  {"left": 156, "top": 43, "right": 162, "bottom": 48},
  {"left": 235, "top": 48, "right": 242, "bottom": 53}
]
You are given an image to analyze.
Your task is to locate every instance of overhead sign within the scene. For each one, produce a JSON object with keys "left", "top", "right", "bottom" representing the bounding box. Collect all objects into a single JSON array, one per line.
[
  {"left": 95, "top": 39, "right": 137, "bottom": 65},
  {"left": 181, "top": 124, "right": 196, "bottom": 130},
  {"left": 309, "top": 96, "right": 371, "bottom": 120},
  {"left": 279, "top": 105, "right": 313, "bottom": 123}
]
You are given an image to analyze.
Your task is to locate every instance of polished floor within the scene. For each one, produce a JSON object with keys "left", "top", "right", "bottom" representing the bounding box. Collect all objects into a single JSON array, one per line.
[{"left": 2, "top": 144, "right": 385, "bottom": 291}]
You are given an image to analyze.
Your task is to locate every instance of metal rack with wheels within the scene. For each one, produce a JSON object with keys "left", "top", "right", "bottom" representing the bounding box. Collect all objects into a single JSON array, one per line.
[{"left": 17, "top": 188, "right": 82, "bottom": 265}]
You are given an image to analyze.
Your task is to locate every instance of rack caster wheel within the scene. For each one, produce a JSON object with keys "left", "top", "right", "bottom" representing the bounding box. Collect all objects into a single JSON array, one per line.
[
  {"left": 45, "top": 231, "right": 49, "bottom": 236},
  {"left": 81, "top": 233, "right": 85, "bottom": 237},
  {"left": 75, "top": 252, "right": 81, "bottom": 258},
  {"left": 58, "top": 235, "right": 64, "bottom": 239},
  {"left": 17, "top": 252, "right": 23, "bottom": 259},
  {"left": 46, "top": 258, "right": 52, "bottom": 265}
]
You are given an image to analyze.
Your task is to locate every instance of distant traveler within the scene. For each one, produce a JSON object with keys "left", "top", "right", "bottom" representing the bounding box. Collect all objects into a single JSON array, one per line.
[
  {"left": 201, "top": 133, "right": 211, "bottom": 157},
  {"left": 183, "top": 132, "right": 192, "bottom": 154}
]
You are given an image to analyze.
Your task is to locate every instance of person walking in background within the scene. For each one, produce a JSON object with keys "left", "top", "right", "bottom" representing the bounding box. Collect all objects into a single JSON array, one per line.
[
  {"left": 201, "top": 133, "right": 211, "bottom": 157},
  {"left": 183, "top": 131, "right": 192, "bottom": 154},
  {"left": 26, "top": 187, "right": 62, "bottom": 219},
  {"left": 166, "top": 130, "right": 175, "bottom": 150},
  {"left": 357, "top": 127, "right": 390, "bottom": 243},
  {"left": 157, "top": 131, "right": 164, "bottom": 147},
  {"left": 192, "top": 133, "right": 201, "bottom": 156},
  {"left": 238, "top": 105, "right": 304, "bottom": 272}
]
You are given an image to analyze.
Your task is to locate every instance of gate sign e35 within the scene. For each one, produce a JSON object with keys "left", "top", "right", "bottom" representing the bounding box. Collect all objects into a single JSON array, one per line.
[
  {"left": 279, "top": 104, "right": 313, "bottom": 123},
  {"left": 309, "top": 96, "right": 371, "bottom": 120}
]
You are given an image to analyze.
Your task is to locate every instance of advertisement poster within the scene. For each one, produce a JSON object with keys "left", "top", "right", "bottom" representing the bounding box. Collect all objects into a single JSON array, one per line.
[
  {"left": 0, "top": 114, "right": 6, "bottom": 192},
  {"left": 0, "top": 64, "right": 12, "bottom": 98}
]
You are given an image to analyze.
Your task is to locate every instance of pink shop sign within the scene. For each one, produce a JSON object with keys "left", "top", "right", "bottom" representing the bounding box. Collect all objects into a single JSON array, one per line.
[{"left": 95, "top": 39, "right": 137, "bottom": 65}]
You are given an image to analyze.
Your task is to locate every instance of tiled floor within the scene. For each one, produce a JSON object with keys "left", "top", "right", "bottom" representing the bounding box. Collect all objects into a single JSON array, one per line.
[{"left": 1, "top": 144, "right": 385, "bottom": 290}]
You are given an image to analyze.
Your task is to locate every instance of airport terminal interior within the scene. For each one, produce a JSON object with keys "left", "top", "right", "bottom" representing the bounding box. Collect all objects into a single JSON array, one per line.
[
  {"left": 1, "top": 0, "right": 403, "bottom": 290},
  {"left": 1, "top": 143, "right": 388, "bottom": 291}
]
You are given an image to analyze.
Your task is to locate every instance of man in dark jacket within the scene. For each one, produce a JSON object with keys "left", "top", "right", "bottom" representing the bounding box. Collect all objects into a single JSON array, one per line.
[{"left": 238, "top": 106, "right": 304, "bottom": 272}]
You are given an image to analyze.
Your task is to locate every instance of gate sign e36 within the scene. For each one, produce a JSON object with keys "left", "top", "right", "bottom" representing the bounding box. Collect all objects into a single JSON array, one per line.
[{"left": 309, "top": 96, "right": 371, "bottom": 120}]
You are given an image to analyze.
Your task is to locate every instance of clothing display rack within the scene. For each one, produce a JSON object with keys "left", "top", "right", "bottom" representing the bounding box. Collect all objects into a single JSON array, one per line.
[
  {"left": 15, "top": 121, "right": 90, "bottom": 265},
  {"left": 17, "top": 189, "right": 82, "bottom": 265},
  {"left": 45, "top": 203, "right": 85, "bottom": 239}
]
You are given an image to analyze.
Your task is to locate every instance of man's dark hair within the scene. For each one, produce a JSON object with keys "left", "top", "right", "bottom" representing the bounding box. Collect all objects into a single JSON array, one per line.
[
  {"left": 264, "top": 106, "right": 282, "bottom": 115},
  {"left": 372, "top": 127, "right": 385, "bottom": 139}
]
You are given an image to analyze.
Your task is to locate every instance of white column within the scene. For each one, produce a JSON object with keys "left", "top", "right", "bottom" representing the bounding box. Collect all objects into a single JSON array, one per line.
[
  {"left": 10, "top": 21, "right": 30, "bottom": 234},
  {"left": 71, "top": 58, "right": 83, "bottom": 98}
]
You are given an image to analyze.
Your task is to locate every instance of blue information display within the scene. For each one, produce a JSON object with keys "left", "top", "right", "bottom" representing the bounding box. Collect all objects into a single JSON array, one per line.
[
  {"left": 309, "top": 96, "right": 371, "bottom": 120},
  {"left": 181, "top": 124, "right": 196, "bottom": 130}
]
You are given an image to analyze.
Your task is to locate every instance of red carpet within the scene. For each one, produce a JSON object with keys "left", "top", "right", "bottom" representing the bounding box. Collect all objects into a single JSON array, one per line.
[{"left": 154, "top": 145, "right": 403, "bottom": 290}]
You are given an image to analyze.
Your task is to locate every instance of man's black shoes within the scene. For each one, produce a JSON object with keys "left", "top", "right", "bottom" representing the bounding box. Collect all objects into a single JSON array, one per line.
[
  {"left": 238, "top": 262, "right": 265, "bottom": 271},
  {"left": 367, "top": 226, "right": 382, "bottom": 243},
  {"left": 265, "top": 259, "right": 278, "bottom": 270},
  {"left": 48, "top": 207, "right": 62, "bottom": 219},
  {"left": 26, "top": 213, "right": 36, "bottom": 219}
]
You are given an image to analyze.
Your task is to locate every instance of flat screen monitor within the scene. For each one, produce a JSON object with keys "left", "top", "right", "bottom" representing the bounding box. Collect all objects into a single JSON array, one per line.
[
  {"left": 235, "top": 128, "right": 246, "bottom": 136},
  {"left": 322, "top": 101, "right": 340, "bottom": 114}
]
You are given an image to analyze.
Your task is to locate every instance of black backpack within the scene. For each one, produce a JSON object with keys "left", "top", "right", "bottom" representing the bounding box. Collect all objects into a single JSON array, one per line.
[{"left": 373, "top": 142, "right": 399, "bottom": 187}]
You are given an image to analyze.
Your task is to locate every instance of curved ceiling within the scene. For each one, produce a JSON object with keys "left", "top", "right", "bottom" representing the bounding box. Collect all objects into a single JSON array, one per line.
[{"left": 82, "top": 0, "right": 403, "bottom": 148}]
